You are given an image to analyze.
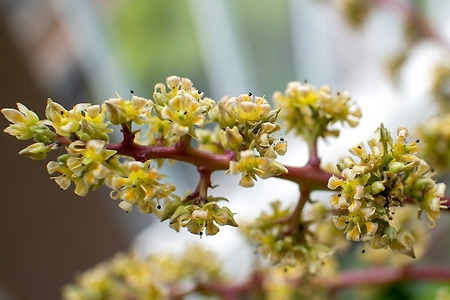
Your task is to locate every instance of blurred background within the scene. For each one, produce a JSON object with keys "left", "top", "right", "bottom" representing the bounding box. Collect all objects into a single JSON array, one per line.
[{"left": 0, "top": 0, "right": 449, "bottom": 299}]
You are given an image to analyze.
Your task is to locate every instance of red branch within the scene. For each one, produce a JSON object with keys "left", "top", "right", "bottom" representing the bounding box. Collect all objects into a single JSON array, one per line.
[
  {"left": 170, "top": 265, "right": 450, "bottom": 299},
  {"left": 330, "top": 266, "right": 450, "bottom": 290}
]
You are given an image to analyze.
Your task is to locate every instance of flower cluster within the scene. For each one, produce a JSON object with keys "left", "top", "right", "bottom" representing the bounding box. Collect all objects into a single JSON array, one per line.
[
  {"left": 63, "top": 246, "right": 224, "bottom": 300},
  {"left": 211, "top": 94, "right": 286, "bottom": 157},
  {"left": 161, "top": 196, "right": 238, "bottom": 236},
  {"left": 47, "top": 140, "right": 116, "bottom": 196},
  {"left": 152, "top": 76, "right": 215, "bottom": 138},
  {"left": 361, "top": 206, "right": 429, "bottom": 266},
  {"left": 107, "top": 161, "right": 176, "bottom": 215},
  {"left": 228, "top": 150, "right": 287, "bottom": 187},
  {"left": 246, "top": 201, "right": 346, "bottom": 273},
  {"left": 328, "top": 124, "right": 446, "bottom": 257},
  {"left": 207, "top": 93, "right": 288, "bottom": 187},
  {"left": 273, "top": 81, "right": 361, "bottom": 142},
  {"left": 104, "top": 93, "right": 152, "bottom": 125}
]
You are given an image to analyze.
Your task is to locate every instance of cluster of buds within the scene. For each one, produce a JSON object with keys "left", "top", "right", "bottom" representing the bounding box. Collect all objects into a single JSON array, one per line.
[
  {"left": 152, "top": 76, "right": 215, "bottom": 138},
  {"left": 162, "top": 196, "right": 238, "bottom": 236},
  {"left": 211, "top": 93, "right": 286, "bottom": 157},
  {"left": 273, "top": 81, "right": 361, "bottom": 142},
  {"left": 208, "top": 93, "right": 287, "bottom": 187},
  {"left": 106, "top": 161, "right": 176, "bottom": 216},
  {"left": 228, "top": 150, "right": 287, "bottom": 187},
  {"left": 247, "top": 201, "right": 346, "bottom": 273},
  {"left": 47, "top": 140, "right": 116, "bottom": 196},
  {"left": 63, "top": 246, "right": 224, "bottom": 300},
  {"left": 328, "top": 124, "right": 446, "bottom": 257},
  {"left": 103, "top": 93, "right": 152, "bottom": 126}
]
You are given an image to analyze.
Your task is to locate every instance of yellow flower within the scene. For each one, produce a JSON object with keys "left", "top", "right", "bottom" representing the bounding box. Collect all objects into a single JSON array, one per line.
[
  {"left": 228, "top": 150, "right": 287, "bottom": 187},
  {"left": 104, "top": 94, "right": 152, "bottom": 125},
  {"left": 2, "top": 103, "right": 40, "bottom": 140},
  {"left": 108, "top": 161, "right": 175, "bottom": 215},
  {"left": 160, "top": 91, "right": 206, "bottom": 137},
  {"left": 153, "top": 76, "right": 215, "bottom": 138},
  {"left": 273, "top": 81, "right": 360, "bottom": 140},
  {"left": 47, "top": 140, "right": 115, "bottom": 196},
  {"left": 44, "top": 99, "right": 88, "bottom": 136},
  {"left": 222, "top": 94, "right": 272, "bottom": 125}
]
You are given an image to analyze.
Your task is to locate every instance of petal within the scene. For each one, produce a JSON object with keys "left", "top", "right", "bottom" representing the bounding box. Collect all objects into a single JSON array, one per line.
[
  {"left": 333, "top": 215, "right": 349, "bottom": 230},
  {"left": 346, "top": 226, "right": 361, "bottom": 241},
  {"left": 348, "top": 199, "right": 362, "bottom": 213},
  {"left": 328, "top": 175, "right": 344, "bottom": 190},
  {"left": 365, "top": 221, "right": 378, "bottom": 235}
]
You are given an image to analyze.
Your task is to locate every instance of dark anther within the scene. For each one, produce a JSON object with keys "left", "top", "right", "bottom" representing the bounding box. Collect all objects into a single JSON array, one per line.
[
  {"left": 345, "top": 220, "right": 349, "bottom": 224},
  {"left": 199, "top": 232, "right": 203, "bottom": 238},
  {"left": 198, "top": 90, "right": 202, "bottom": 94},
  {"left": 157, "top": 205, "right": 161, "bottom": 209},
  {"left": 431, "top": 169, "right": 435, "bottom": 172},
  {"left": 338, "top": 193, "right": 341, "bottom": 197},
  {"left": 183, "top": 111, "right": 187, "bottom": 115},
  {"left": 248, "top": 92, "right": 252, "bottom": 96},
  {"left": 357, "top": 146, "right": 362, "bottom": 149},
  {"left": 304, "top": 79, "right": 308, "bottom": 83},
  {"left": 391, "top": 212, "right": 395, "bottom": 215},
  {"left": 415, "top": 139, "right": 420, "bottom": 143},
  {"left": 337, "top": 92, "right": 340, "bottom": 96},
  {"left": 362, "top": 249, "right": 366, "bottom": 254},
  {"left": 132, "top": 184, "right": 136, "bottom": 188},
  {"left": 387, "top": 176, "right": 391, "bottom": 180},
  {"left": 280, "top": 137, "right": 285, "bottom": 141},
  {"left": 130, "top": 90, "right": 134, "bottom": 94},
  {"left": 284, "top": 267, "right": 288, "bottom": 273}
]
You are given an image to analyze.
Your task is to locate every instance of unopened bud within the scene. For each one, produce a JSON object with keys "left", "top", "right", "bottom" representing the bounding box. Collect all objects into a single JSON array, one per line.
[
  {"left": 19, "top": 142, "right": 50, "bottom": 160},
  {"left": 105, "top": 99, "right": 127, "bottom": 125},
  {"left": 389, "top": 161, "right": 405, "bottom": 173}
]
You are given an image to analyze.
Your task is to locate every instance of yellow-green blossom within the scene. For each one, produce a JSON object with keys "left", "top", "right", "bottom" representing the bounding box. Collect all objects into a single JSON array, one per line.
[
  {"left": 44, "top": 99, "right": 89, "bottom": 136},
  {"left": 107, "top": 160, "right": 175, "bottom": 216},
  {"left": 47, "top": 140, "right": 115, "bottom": 196},
  {"left": 228, "top": 150, "right": 287, "bottom": 187},
  {"left": 104, "top": 94, "right": 152, "bottom": 125},
  {"left": 152, "top": 76, "right": 215, "bottom": 138},
  {"left": 63, "top": 246, "right": 224, "bottom": 300},
  {"left": 247, "top": 201, "right": 346, "bottom": 272},
  {"left": 328, "top": 124, "right": 446, "bottom": 257},
  {"left": 79, "top": 104, "right": 112, "bottom": 141},
  {"left": 2, "top": 103, "right": 55, "bottom": 142},
  {"left": 273, "top": 81, "right": 361, "bottom": 142},
  {"left": 165, "top": 197, "right": 238, "bottom": 236}
]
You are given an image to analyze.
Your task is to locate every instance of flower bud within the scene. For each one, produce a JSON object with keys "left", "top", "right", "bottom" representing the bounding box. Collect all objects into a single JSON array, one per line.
[
  {"left": 371, "top": 181, "right": 385, "bottom": 194},
  {"left": 390, "top": 230, "right": 415, "bottom": 258},
  {"left": 389, "top": 161, "right": 405, "bottom": 174},
  {"left": 118, "top": 200, "right": 133, "bottom": 213},
  {"left": 222, "top": 127, "right": 243, "bottom": 149},
  {"left": 19, "top": 142, "right": 50, "bottom": 160},
  {"left": 105, "top": 99, "right": 127, "bottom": 125}
]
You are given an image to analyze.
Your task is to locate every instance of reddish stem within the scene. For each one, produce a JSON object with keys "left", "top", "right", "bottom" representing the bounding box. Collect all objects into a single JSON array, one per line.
[
  {"left": 170, "top": 265, "right": 450, "bottom": 298},
  {"left": 330, "top": 265, "right": 450, "bottom": 290}
]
